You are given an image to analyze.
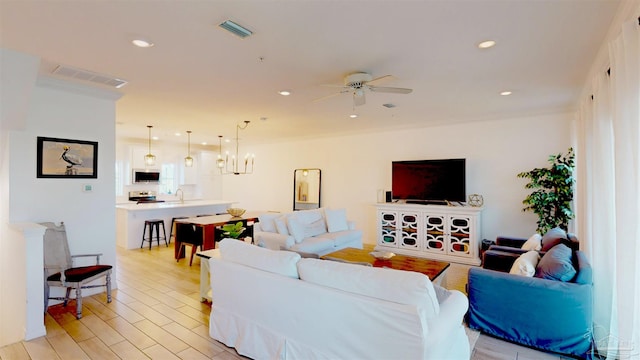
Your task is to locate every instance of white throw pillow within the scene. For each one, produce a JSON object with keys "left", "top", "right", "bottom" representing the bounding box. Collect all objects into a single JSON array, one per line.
[
  {"left": 219, "top": 238, "right": 301, "bottom": 278},
  {"left": 324, "top": 208, "right": 349, "bottom": 233},
  {"left": 509, "top": 250, "right": 540, "bottom": 277},
  {"left": 287, "top": 217, "right": 307, "bottom": 243},
  {"left": 521, "top": 233, "right": 542, "bottom": 251},
  {"left": 305, "top": 218, "right": 327, "bottom": 238},
  {"left": 275, "top": 216, "right": 289, "bottom": 235},
  {"left": 257, "top": 213, "right": 280, "bottom": 233}
]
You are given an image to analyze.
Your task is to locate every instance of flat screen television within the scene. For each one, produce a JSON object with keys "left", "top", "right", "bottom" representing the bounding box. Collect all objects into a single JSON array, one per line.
[{"left": 392, "top": 159, "right": 466, "bottom": 204}]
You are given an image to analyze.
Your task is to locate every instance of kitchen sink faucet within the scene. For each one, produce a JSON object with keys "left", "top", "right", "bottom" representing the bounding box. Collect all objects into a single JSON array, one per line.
[{"left": 175, "top": 188, "right": 184, "bottom": 203}]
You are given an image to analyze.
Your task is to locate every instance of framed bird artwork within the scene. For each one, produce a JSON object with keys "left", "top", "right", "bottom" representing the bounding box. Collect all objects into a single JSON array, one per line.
[{"left": 37, "top": 137, "right": 98, "bottom": 178}]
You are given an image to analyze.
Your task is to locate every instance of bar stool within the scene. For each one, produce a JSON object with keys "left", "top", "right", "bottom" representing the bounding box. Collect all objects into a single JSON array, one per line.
[
  {"left": 169, "top": 216, "right": 189, "bottom": 244},
  {"left": 141, "top": 219, "right": 167, "bottom": 250}
]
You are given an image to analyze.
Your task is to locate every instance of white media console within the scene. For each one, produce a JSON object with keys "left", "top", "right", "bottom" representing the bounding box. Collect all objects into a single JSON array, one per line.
[{"left": 375, "top": 203, "right": 483, "bottom": 265}]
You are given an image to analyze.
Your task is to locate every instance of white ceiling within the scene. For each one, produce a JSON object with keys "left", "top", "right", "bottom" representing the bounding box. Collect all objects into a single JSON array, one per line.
[{"left": 0, "top": 0, "right": 621, "bottom": 146}]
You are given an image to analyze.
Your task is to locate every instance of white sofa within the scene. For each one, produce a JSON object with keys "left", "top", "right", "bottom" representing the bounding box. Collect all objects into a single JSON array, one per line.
[
  {"left": 209, "top": 239, "right": 470, "bottom": 360},
  {"left": 254, "top": 208, "right": 363, "bottom": 256}
]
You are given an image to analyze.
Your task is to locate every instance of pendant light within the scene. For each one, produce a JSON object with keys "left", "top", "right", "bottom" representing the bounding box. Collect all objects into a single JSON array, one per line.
[
  {"left": 144, "top": 125, "right": 156, "bottom": 166},
  {"left": 184, "top": 130, "right": 193, "bottom": 167},
  {"left": 216, "top": 136, "right": 225, "bottom": 169}
]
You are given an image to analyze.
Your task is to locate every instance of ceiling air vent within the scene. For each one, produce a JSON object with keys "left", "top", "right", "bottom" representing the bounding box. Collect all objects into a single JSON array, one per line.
[
  {"left": 52, "top": 65, "right": 128, "bottom": 89},
  {"left": 382, "top": 103, "right": 396, "bottom": 108},
  {"left": 219, "top": 20, "right": 253, "bottom": 39}
]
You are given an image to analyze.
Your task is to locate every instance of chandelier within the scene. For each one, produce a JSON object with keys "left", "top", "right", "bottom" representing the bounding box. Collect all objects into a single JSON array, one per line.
[{"left": 217, "top": 121, "right": 255, "bottom": 175}]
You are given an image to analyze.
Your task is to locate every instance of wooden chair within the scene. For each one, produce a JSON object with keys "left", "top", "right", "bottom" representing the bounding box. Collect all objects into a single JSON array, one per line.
[
  {"left": 41, "top": 222, "right": 112, "bottom": 319},
  {"left": 176, "top": 223, "right": 203, "bottom": 266}
]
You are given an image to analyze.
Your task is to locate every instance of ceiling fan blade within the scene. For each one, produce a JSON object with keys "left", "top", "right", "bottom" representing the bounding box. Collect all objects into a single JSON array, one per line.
[
  {"left": 313, "top": 91, "right": 346, "bottom": 103},
  {"left": 366, "top": 75, "right": 393, "bottom": 86},
  {"left": 353, "top": 91, "right": 366, "bottom": 106},
  {"left": 320, "top": 83, "right": 348, "bottom": 88},
  {"left": 369, "top": 86, "right": 413, "bottom": 94}
]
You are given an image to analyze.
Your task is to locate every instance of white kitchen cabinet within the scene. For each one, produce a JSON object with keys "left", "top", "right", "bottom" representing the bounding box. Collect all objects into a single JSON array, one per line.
[{"left": 376, "top": 203, "right": 483, "bottom": 265}]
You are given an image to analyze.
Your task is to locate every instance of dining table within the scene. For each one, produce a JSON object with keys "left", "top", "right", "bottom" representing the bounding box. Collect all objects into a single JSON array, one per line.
[{"left": 173, "top": 211, "right": 264, "bottom": 259}]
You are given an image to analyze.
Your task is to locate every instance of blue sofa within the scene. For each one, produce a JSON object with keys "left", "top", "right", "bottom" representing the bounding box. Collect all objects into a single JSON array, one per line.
[{"left": 467, "top": 249, "right": 593, "bottom": 359}]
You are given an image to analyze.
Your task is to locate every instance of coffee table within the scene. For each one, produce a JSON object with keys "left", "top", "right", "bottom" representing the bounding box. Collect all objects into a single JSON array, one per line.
[{"left": 320, "top": 244, "right": 450, "bottom": 284}]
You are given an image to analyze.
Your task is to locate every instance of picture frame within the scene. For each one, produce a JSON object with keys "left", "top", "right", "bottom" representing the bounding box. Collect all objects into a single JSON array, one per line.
[{"left": 37, "top": 136, "right": 98, "bottom": 178}]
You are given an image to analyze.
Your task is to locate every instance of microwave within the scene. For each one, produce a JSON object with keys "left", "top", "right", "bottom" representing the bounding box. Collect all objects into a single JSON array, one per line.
[{"left": 132, "top": 169, "right": 160, "bottom": 183}]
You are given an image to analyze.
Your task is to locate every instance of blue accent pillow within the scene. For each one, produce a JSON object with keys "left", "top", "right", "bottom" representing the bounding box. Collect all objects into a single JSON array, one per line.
[{"left": 535, "top": 243, "right": 576, "bottom": 281}]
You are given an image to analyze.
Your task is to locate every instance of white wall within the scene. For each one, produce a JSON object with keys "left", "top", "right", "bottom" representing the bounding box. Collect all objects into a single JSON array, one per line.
[
  {"left": 0, "top": 48, "right": 40, "bottom": 347},
  {"left": 220, "top": 112, "right": 573, "bottom": 244},
  {"left": 1, "top": 48, "right": 120, "bottom": 345}
]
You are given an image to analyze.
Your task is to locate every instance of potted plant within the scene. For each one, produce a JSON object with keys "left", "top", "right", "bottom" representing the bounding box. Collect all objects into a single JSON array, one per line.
[
  {"left": 221, "top": 221, "right": 246, "bottom": 239},
  {"left": 517, "top": 148, "right": 575, "bottom": 234}
]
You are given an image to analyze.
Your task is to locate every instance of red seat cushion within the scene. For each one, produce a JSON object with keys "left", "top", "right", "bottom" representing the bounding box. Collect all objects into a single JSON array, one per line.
[{"left": 47, "top": 265, "right": 112, "bottom": 283}]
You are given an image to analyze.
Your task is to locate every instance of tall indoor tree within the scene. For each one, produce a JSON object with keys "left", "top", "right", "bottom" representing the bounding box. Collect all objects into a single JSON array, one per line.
[{"left": 517, "top": 148, "right": 575, "bottom": 234}]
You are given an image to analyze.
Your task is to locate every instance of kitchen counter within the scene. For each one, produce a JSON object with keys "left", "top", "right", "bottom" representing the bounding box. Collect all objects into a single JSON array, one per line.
[
  {"left": 116, "top": 200, "right": 233, "bottom": 249},
  {"left": 116, "top": 200, "right": 232, "bottom": 211}
]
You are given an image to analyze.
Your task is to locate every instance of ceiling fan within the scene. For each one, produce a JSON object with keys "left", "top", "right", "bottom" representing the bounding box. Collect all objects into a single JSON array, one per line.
[{"left": 314, "top": 72, "right": 413, "bottom": 106}]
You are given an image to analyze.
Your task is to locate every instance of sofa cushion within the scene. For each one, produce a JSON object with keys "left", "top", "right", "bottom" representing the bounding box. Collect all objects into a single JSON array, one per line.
[
  {"left": 258, "top": 213, "right": 281, "bottom": 233},
  {"left": 324, "top": 208, "right": 349, "bottom": 232},
  {"left": 219, "top": 239, "right": 301, "bottom": 278},
  {"left": 290, "top": 237, "right": 336, "bottom": 254},
  {"left": 521, "top": 233, "right": 542, "bottom": 251},
  {"left": 287, "top": 211, "right": 327, "bottom": 243},
  {"left": 535, "top": 243, "right": 576, "bottom": 282},
  {"left": 509, "top": 250, "right": 540, "bottom": 277},
  {"left": 541, "top": 227, "right": 568, "bottom": 252},
  {"left": 297, "top": 258, "right": 439, "bottom": 318},
  {"left": 275, "top": 216, "right": 289, "bottom": 235},
  {"left": 316, "top": 229, "right": 363, "bottom": 247}
]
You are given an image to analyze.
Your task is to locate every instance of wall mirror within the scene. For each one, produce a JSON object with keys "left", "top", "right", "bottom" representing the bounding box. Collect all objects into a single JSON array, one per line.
[{"left": 293, "top": 168, "right": 321, "bottom": 211}]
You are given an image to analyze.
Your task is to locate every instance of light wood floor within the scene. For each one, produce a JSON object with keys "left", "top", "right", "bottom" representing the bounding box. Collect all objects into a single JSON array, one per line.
[{"left": 1, "top": 245, "right": 568, "bottom": 360}]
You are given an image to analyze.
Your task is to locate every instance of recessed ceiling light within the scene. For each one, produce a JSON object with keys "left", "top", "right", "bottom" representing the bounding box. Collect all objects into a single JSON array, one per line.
[
  {"left": 152, "top": 136, "right": 159, "bottom": 140},
  {"left": 278, "top": 90, "right": 291, "bottom": 96},
  {"left": 201, "top": 142, "right": 208, "bottom": 145},
  {"left": 500, "top": 91, "right": 513, "bottom": 96},
  {"left": 349, "top": 114, "right": 358, "bottom": 118},
  {"left": 175, "top": 132, "right": 181, "bottom": 136},
  {"left": 132, "top": 39, "right": 154, "bottom": 48},
  {"left": 225, "top": 139, "right": 231, "bottom": 143},
  {"left": 478, "top": 40, "right": 496, "bottom": 49}
]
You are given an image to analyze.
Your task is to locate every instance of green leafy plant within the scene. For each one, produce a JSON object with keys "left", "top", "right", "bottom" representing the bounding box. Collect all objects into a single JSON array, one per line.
[
  {"left": 221, "top": 221, "right": 246, "bottom": 239},
  {"left": 517, "top": 148, "right": 575, "bottom": 234}
]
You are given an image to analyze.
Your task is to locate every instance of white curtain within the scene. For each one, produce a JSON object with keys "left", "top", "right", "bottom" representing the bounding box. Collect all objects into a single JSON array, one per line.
[{"left": 575, "top": 18, "right": 640, "bottom": 359}]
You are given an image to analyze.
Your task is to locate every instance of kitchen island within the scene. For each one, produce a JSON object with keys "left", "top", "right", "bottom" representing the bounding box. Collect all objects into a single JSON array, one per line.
[{"left": 116, "top": 200, "right": 233, "bottom": 249}]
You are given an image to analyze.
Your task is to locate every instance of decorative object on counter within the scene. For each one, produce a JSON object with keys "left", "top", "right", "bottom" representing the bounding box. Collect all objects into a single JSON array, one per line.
[
  {"left": 222, "top": 221, "right": 246, "bottom": 239},
  {"left": 217, "top": 121, "right": 255, "bottom": 175},
  {"left": 37, "top": 136, "right": 98, "bottom": 178},
  {"left": 370, "top": 251, "right": 395, "bottom": 260},
  {"left": 517, "top": 148, "right": 575, "bottom": 234},
  {"left": 144, "top": 125, "right": 156, "bottom": 166},
  {"left": 468, "top": 194, "right": 484, "bottom": 207},
  {"left": 184, "top": 130, "right": 193, "bottom": 167},
  {"left": 227, "top": 208, "right": 246, "bottom": 217}
]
